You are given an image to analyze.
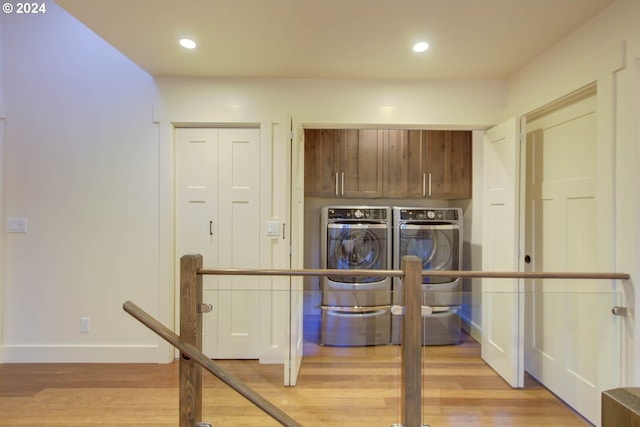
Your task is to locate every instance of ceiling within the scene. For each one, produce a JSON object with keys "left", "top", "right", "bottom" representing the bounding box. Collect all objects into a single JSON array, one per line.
[{"left": 55, "top": 0, "right": 616, "bottom": 80}]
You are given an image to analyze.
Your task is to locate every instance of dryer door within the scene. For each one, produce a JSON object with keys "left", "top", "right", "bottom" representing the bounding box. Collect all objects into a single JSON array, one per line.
[{"left": 399, "top": 223, "right": 460, "bottom": 283}]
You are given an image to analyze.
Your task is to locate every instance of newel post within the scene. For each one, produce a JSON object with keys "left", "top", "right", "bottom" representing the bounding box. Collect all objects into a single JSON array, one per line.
[
  {"left": 180, "top": 254, "right": 204, "bottom": 427},
  {"left": 401, "top": 255, "right": 423, "bottom": 427}
]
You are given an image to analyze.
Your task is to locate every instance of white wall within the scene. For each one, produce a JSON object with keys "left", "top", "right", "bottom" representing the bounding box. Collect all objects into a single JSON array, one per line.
[
  {"left": 155, "top": 77, "right": 506, "bottom": 128},
  {"left": 505, "top": 0, "right": 640, "bottom": 385},
  {"left": 450, "top": 131, "right": 484, "bottom": 341},
  {"left": 1, "top": 3, "right": 166, "bottom": 362}
]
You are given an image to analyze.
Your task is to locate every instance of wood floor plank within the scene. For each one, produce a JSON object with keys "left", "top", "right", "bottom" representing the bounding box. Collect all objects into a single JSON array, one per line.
[{"left": 0, "top": 334, "right": 590, "bottom": 426}]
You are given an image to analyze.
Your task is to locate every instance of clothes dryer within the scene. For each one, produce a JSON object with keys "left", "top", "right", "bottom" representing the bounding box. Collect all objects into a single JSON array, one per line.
[
  {"left": 391, "top": 207, "right": 463, "bottom": 345},
  {"left": 320, "top": 206, "right": 392, "bottom": 346}
]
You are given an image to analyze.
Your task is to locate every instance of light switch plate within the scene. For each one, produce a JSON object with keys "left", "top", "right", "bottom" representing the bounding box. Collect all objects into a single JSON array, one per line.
[
  {"left": 7, "top": 218, "right": 27, "bottom": 233},
  {"left": 265, "top": 221, "right": 280, "bottom": 236}
]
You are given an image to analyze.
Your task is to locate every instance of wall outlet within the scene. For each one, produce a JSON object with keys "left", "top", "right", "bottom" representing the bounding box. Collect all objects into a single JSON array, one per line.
[
  {"left": 7, "top": 218, "right": 27, "bottom": 233},
  {"left": 80, "top": 317, "right": 90, "bottom": 332}
]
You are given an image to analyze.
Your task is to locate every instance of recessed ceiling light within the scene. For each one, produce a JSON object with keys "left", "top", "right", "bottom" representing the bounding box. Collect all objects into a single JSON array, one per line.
[
  {"left": 179, "top": 38, "right": 197, "bottom": 49},
  {"left": 412, "top": 42, "right": 429, "bottom": 53}
]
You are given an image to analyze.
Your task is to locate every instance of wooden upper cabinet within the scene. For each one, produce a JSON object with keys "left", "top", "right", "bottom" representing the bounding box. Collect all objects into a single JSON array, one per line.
[
  {"left": 304, "top": 129, "right": 339, "bottom": 197},
  {"left": 382, "top": 130, "right": 424, "bottom": 198},
  {"left": 382, "top": 129, "right": 471, "bottom": 199},
  {"left": 424, "top": 130, "right": 472, "bottom": 199},
  {"left": 304, "top": 129, "right": 383, "bottom": 198},
  {"left": 304, "top": 128, "right": 471, "bottom": 199},
  {"left": 341, "top": 129, "right": 383, "bottom": 198}
]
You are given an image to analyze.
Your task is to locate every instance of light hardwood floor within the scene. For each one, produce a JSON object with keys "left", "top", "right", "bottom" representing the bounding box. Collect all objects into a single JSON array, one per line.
[{"left": 0, "top": 332, "right": 590, "bottom": 427}]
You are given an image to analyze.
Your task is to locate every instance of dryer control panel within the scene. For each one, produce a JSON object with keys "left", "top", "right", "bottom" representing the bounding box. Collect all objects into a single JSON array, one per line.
[{"left": 400, "top": 209, "right": 459, "bottom": 221}]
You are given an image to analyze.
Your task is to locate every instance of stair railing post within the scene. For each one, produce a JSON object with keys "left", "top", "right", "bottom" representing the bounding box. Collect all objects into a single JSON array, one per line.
[
  {"left": 401, "top": 255, "right": 423, "bottom": 427},
  {"left": 180, "top": 254, "right": 204, "bottom": 427}
]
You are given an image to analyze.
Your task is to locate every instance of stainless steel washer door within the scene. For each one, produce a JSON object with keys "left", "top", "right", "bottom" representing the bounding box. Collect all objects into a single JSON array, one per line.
[{"left": 326, "top": 223, "right": 388, "bottom": 284}]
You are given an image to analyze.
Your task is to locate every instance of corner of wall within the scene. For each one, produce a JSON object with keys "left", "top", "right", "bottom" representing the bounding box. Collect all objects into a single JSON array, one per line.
[
  {"left": 0, "top": 13, "right": 4, "bottom": 353},
  {"left": 0, "top": 11, "right": 5, "bottom": 119},
  {"left": 0, "top": 120, "right": 4, "bottom": 353}
]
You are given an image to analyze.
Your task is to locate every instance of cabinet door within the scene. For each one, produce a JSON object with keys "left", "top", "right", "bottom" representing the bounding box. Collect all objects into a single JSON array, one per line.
[
  {"left": 383, "top": 130, "right": 424, "bottom": 198},
  {"left": 304, "top": 129, "right": 339, "bottom": 197},
  {"left": 425, "top": 130, "right": 472, "bottom": 199},
  {"left": 340, "top": 129, "right": 384, "bottom": 198}
]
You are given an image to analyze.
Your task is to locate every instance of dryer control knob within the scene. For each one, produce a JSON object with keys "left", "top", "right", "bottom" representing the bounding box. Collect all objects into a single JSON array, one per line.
[
  {"left": 427, "top": 210, "right": 436, "bottom": 220},
  {"left": 354, "top": 209, "right": 364, "bottom": 219}
]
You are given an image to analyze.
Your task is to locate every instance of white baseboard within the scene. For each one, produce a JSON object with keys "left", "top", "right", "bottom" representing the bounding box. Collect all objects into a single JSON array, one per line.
[
  {"left": 0, "top": 344, "right": 174, "bottom": 363},
  {"left": 460, "top": 313, "right": 482, "bottom": 342}
]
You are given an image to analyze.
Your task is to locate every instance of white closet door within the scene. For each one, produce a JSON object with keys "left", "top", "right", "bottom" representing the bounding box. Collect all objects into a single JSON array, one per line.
[{"left": 175, "top": 127, "right": 261, "bottom": 359}]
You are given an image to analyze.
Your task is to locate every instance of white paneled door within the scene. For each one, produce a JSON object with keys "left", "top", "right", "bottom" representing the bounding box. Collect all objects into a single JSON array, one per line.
[
  {"left": 481, "top": 117, "right": 525, "bottom": 388},
  {"left": 175, "top": 127, "right": 261, "bottom": 359},
  {"left": 524, "top": 92, "right": 621, "bottom": 425}
]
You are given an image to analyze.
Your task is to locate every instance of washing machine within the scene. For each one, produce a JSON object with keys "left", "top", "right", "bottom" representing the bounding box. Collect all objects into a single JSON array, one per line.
[
  {"left": 391, "top": 207, "right": 463, "bottom": 345},
  {"left": 320, "top": 206, "right": 392, "bottom": 346}
]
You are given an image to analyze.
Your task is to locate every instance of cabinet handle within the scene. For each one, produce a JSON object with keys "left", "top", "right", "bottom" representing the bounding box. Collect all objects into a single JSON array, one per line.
[
  {"left": 209, "top": 220, "right": 213, "bottom": 236},
  {"left": 422, "top": 173, "right": 426, "bottom": 196},
  {"left": 341, "top": 172, "right": 344, "bottom": 196},
  {"left": 428, "top": 173, "right": 432, "bottom": 197},
  {"left": 335, "top": 172, "right": 339, "bottom": 196}
]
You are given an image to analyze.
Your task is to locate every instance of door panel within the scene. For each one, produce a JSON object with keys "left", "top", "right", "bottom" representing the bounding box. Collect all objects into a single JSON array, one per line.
[
  {"left": 341, "top": 129, "right": 384, "bottom": 198},
  {"left": 481, "top": 117, "right": 525, "bottom": 388},
  {"left": 216, "top": 129, "right": 261, "bottom": 358},
  {"left": 424, "top": 130, "right": 471, "bottom": 199},
  {"left": 175, "top": 129, "right": 219, "bottom": 342},
  {"left": 303, "top": 129, "right": 339, "bottom": 197},
  {"left": 383, "top": 130, "right": 424, "bottom": 198},
  {"left": 426, "top": 130, "right": 472, "bottom": 199}
]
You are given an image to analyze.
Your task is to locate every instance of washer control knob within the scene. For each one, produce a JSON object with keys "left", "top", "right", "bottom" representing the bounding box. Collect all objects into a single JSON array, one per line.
[
  {"left": 354, "top": 209, "right": 364, "bottom": 219},
  {"left": 427, "top": 210, "right": 436, "bottom": 220}
]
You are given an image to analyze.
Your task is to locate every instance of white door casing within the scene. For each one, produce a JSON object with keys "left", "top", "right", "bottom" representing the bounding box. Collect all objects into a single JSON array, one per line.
[{"left": 481, "top": 117, "right": 525, "bottom": 388}]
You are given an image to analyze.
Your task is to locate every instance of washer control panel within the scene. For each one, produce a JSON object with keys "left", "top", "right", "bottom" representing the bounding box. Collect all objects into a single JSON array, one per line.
[{"left": 326, "top": 207, "right": 388, "bottom": 220}]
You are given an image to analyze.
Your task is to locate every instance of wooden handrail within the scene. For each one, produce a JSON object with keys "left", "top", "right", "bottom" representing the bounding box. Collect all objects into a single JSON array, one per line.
[
  {"left": 198, "top": 267, "right": 630, "bottom": 281},
  {"left": 199, "top": 268, "right": 402, "bottom": 277},
  {"left": 122, "top": 301, "right": 303, "bottom": 427}
]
